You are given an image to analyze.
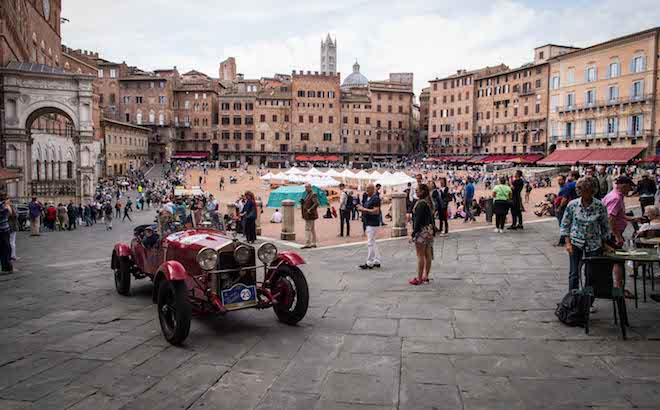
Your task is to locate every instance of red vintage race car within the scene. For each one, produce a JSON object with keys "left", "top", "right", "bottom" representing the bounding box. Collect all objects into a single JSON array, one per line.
[{"left": 111, "top": 223, "right": 309, "bottom": 345}]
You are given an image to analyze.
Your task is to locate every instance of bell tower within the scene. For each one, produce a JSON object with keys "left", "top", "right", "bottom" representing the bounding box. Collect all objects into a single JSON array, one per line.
[{"left": 320, "top": 34, "right": 336, "bottom": 75}]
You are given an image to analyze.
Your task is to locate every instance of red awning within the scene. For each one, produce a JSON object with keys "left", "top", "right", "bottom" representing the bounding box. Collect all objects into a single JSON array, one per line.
[
  {"left": 580, "top": 147, "right": 645, "bottom": 165},
  {"left": 537, "top": 149, "right": 593, "bottom": 165},
  {"left": 638, "top": 155, "right": 660, "bottom": 163},
  {"left": 326, "top": 155, "right": 341, "bottom": 161},
  {"left": 507, "top": 154, "right": 544, "bottom": 164},
  {"left": 309, "top": 155, "right": 325, "bottom": 161},
  {"left": 482, "top": 155, "right": 517, "bottom": 163},
  {"left": 295, "top": 155, "right": 311, "bottom": 161},
  {"left": 171, "top": 152, "right": 209, "bottom": 159}
]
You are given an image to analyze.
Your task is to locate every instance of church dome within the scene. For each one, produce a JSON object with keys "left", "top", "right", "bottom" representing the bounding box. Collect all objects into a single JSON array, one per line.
[{"left": 341, "top": 61, "right": 369, "bottom": 90}]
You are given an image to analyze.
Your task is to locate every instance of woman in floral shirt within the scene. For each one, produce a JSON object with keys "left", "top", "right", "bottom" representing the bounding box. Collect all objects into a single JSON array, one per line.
[{"left": 560, "top": 178, "right": 611, "bottom": 292}]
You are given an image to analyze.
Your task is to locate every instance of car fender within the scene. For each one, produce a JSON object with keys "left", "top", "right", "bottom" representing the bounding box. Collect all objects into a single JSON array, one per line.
[
  {"left": 156, "top": 260, "right": 188, "bottom": 281},
  {"left": 114, "top": 243, "right": 132, "bottom": 258},
  {"left": 274, "top": 251, "right": 306, "bottom": 267}
]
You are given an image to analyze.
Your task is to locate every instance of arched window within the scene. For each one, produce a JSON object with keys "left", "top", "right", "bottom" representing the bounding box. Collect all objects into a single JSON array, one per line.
[
  {"left": 149, "top": 112, "right": 155, "bottom": 123},
  {"left": 66, "top": 161, "right": 73, "bottom": 179},
  {"left": 159, "top": 113, "right": 165, "bottom": 125},
  {"left": 35, "top": 160, "right": 41, "bottom": 181},
  {"left": 136, "top": 112, "right": 143, "bottom": 125}
]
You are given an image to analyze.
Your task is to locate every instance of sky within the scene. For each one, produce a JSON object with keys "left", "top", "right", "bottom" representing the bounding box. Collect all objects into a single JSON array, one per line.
[{"left": 61, "top": 0, "right": 660, "bottom": 97}]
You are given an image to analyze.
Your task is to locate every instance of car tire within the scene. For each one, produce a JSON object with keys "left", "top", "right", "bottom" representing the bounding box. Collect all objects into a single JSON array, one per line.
[
  {"left": 157, "top": 280, "right": 191, "bottom": 346},
  {"left": 114, "top": 256, "right": 131, "bottom": 296},
  {"left": 272, "top": 265, "right": 309, "bottom": 325}
]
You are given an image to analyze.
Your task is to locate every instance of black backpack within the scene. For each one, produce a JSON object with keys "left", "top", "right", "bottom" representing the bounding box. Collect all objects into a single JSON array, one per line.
[
  {"left": 344, "top": 192, "right": 354, "bottom": 210},
  {"left": 555, "top": 290, "right": 592, "bottom": 327}
]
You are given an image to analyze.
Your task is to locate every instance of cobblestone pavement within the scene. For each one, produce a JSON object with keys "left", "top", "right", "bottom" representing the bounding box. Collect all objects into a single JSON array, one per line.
[{"left": 1, "top": 194, "right": 659, "bottom": 409}]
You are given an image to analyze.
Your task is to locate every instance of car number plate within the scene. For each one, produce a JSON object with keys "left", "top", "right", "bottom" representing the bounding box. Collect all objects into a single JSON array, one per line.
[{"left": 221, "top": 283, "right": 257, "bottom": 310}]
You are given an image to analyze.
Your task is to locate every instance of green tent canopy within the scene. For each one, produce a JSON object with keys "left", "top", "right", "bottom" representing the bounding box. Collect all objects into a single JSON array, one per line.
[{"left": 266, "top": 185, "right": 329, "bottom": 208}]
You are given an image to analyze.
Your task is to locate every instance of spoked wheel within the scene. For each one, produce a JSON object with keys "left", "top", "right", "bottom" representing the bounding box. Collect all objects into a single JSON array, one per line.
[
  {"left": 114, "top": 256, "right": 131, "bottom": 296},
  {"left": 272, "top": 265, "right": 309, "bottom": 325},
  {"left": 157, "top": 280, "right": 191, "bottom": 345}
]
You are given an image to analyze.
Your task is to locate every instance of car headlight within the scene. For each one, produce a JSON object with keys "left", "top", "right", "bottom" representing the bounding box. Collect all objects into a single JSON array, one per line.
[
  {"left": 233, "top": 245, "right": 251, "bottom": 265},
  {"left": 196, "top": 248, "right": 218, "bottom": 271},
  {"left": 257, "top": 243, "right": 278, "bottom": 264}
]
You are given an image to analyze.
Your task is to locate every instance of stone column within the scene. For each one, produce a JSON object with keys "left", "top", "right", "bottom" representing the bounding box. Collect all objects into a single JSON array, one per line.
[
  {"left": 256, "top": 200, "right": 263, "bottom": 235},
  {"left": 280, "top": 199, "right": 296, "bottom": 240},
  {"left": 391, "top": 192, "right": 407, "bottom": 237}
]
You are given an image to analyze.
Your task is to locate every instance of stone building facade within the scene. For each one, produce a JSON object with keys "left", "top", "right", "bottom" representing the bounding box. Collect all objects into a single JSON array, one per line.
[
  {"left": 419, "top": 87, "right": 430, "bottom": 151},
  {"left": 547, "top": 28, "right": 660, "bottom": 156},
  {"left": 101, "top": 118, "right": 149, "bottom": 176},
  {"left": 172, "top": 71, "right": 218, "bottom": 153},
  {"left": 320, "top": 34, "right": 337, "bottom": 75},
  {"left": 217, "top": 79, "right": 258, "bottom": 162},
  {"left": 255, "top": 87, "right": 293, "bottom": 156}
]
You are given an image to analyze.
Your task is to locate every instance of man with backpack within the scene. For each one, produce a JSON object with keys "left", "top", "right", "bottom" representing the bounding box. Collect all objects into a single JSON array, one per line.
[
  {"left": 338, "top": 183, "right": 352, "bottom": 237},
  {"left": 103, "top": 202, "right": 113, "bottom": 230}
]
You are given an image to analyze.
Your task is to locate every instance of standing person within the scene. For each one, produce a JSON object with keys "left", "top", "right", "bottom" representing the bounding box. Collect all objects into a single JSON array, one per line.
[
  {"left": 241, "top": 191, "right": 257, "bottom": 243},
  {"left": 126, "top": 196, "right": 133, "bottom": 212},
  {"left": 409, "top": 183, "right": 435, "bottom": 285},
  {"left": 90, "top": 200, "right": 98, "bottom": 224},
  {"left": 338, "top": 183, "right": 351, "bottom": 237},
  {"left": 8, "top": 201, "right": 18, "bottom": 261},
  {"left": 67, "top": 200, "right": 77, "bottom": 230},
  {"left": 103, "top": 202, "right": 113, "bottom": 230},
  {"left": 463, "top": 177, "right": 476, "bottom": 223},
  {"left": 83, "top": 203, "right": 92, "bottom": 226},
  {"left": 555, "top": 171, "right": 579, "bottom": 245},
  {"left": 602, "top": 176, "right": 637, "bottom": 297},
  {"left": 57, "top": 203, "right": 68, "bottom": 230},
  {"left": 122, "top": 201, "right": 133, "bottom": 222},
  {"left": 28, "top": 196, "right": 43, "bottom": 236},
  {"left": 375, "top": 184, "right": 386, "bottom": 226},
  {"left": 524, "top": 181, "right": 532, "bottom": 204},
  {"left": 115, "top": 201, "right": 121, "bottom": 219},
  {"left": 584, "top": 166, "right": 601, "bottom": 200},
  {"left": 492, "top": 176, "right": 512, "bottom": 233},
  {"left": 300, "top": 183, "right": 320, "bottom": 249},
  {"left": 560, "top": 178, "right": 611, "bottom": 294},
  {"left": 635, "top": 171, "right": 657, "bottom": 210},
  {"left": 0, "top": 193, "right": 13, "bottom": 273},
  {"left": 437, "top": 177, "right": 450, "bottom": 236},
  {"left": 357, "top": 183, "right": 382, "bottom": 269},
  {"left": 596, "top": 165, "right": 613, "bottom": 199},
  {"left": 509, "top": 170, "right": 524, "bottom": 229}
]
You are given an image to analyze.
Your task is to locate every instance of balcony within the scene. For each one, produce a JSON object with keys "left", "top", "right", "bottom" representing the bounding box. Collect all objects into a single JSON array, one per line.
[
  {"left": 30, "top": 180, "right": 76, "bottom": 198},
  {"left": 554, "top": 131, "right": 650, "bottom": 141},
  {"left": 175, "top": 123, "right": 191, "bottom": 128},
  {"left": 555, "top": 94, "right": 655, "bottom": 113},
  {"left": 519, "top": 88, "right": 535, "bottom": 96}
]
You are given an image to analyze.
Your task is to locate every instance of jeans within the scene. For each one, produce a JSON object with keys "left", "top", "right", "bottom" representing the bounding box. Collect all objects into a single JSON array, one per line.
[
  {"left": 569, "top": 246, "right": 601, "bottom": 291},
  {"left": 495, "top": 214, "right": 506, "bottom": 230},
  {"left": 511, "top": 203, "right": 522, "bottom": 227},
  {"left": 245, "top": 218, "right": 256, "bottom": 242},
  {"left": 0, "top": 231, "right": 12, "bottom": 271},
  {"left": 351, "top": 208, "right": 358, "bottom": 220},
  {"left": 9, "top": 231, "right": 16, "bottom": 259},
  {"left": 464, "top": 202, "right": 475, "bottom": 222},
  {"left": 304, "top": 219, "right": 318, "bottom": 246},
  {"left": 365, "top": 225, "right": 381, "bottom": 266},
  {"left": 438, "top": 208, "right": 448, "bottom": 234},
  {"left": 30, "top": 216, "right": 40, "bottom": 235},
  {"left": 340, "top": 209, "right": 351, "bottom": 236},
  {"left": 556, "top": 210, "right": 565, "bottom": 245}
]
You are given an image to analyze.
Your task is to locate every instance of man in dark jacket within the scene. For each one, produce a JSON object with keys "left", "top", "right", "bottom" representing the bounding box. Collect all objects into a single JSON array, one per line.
[
  {"left": 67, "top": 200, "right": 77, "bottom": 230},
  {"left": 636, "top": 171, "right": 657, "bottom": 210},
  {"left": 300, "top": 183, "right": 320, "bottom": 249}
]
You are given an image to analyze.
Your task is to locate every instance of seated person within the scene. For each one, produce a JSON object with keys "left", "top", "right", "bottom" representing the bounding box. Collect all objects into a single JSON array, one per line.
[
  {"left": 142, "top": 226, "right": 160, "bottom": 249},
  {"left": 534, "top": 193, "right": 557, "bottom": 217},
  {"left": 635, "top": 205, "right": 660, "bottom": 239},
  {"left": 271, "top": 209, "right": 283, "bottom": 223},
  {"left": 331, "top": 206, "right": 338, "bottom": 218},
  {"left": 470, "top": 199, "right": 482, "bottom": 217},
  {"left": 323, "top": 207, "right": 333, "bottom": 218}
]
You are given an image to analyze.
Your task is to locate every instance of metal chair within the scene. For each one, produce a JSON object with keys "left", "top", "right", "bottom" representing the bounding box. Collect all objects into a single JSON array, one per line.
[{"left": 580, "top": 256, "right": 629, "bottom": 339}]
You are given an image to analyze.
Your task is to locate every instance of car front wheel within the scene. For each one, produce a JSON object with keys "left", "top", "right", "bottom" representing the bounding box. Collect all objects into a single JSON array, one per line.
[
  {"left": 114, "top": 256, "right": 131, "bottom": 296},
  {"left": 157, "top": 280, "right": 191, "bottom": 346},
  {"left": 272, "top": 265, "right": 309, "bottom": 325}
]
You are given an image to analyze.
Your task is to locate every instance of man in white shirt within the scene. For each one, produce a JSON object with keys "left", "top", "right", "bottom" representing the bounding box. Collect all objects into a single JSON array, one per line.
[
  {"left": 339, "top": 183, "right": 351, "bottom": 236},
  {"left": 270, "top": 209, "right": 283, "bottom": 223}
]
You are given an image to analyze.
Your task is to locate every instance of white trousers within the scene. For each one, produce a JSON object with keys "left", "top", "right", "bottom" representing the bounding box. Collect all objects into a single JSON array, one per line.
[
  {"left": 10, "top": 231, "right": 16, "bottom": 259},
  {"left": 365, "top": 225, "right": 381, "bottom": 266},
  {"left": 304, "top": 220, "right": 318, "bottom": 247}
]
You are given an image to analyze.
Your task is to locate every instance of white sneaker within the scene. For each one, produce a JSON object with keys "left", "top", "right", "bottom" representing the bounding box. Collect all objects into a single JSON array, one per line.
[
  {"left": 499, "top": 229, "right": 504, "bottom": 233},
  {"left": 494, "top": 228, "right": 499, "bottom": 233}
]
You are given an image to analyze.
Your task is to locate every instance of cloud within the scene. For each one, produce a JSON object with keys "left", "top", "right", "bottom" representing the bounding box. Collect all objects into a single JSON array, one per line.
[{"left": 61, "top": 0, "right": 660, "bottom": 96}]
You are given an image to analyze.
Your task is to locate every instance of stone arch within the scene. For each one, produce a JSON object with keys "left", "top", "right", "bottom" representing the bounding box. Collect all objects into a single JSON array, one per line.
[{"left": 22, "top": 102, "right": 78, "bottom": 131}]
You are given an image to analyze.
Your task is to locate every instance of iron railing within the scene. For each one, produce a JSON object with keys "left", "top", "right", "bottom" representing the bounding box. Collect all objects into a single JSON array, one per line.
[{"left": 555, "top": 94, "right": 655, "bottom": 113}]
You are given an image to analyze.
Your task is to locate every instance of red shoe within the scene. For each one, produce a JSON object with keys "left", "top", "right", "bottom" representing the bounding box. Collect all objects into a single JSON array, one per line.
[
  {"left": 422, "top": 276, "right": 429, "bottom": 283},
  {"left": 409, "top": 278, "right": 421, "bottom": 285}
]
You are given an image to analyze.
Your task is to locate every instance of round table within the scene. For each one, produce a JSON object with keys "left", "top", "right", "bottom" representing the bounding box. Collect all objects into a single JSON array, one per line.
[{"left": 604, "top": 249, "right": 659, "bottom": 307}]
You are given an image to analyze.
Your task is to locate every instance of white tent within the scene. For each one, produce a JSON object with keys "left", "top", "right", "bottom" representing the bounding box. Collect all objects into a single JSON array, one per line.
[
  {"left": 306, "top": 167, "right": 324, "bottom": 176},
  {"left": 259, "top": 172, "right": 275, "bottom": 180},
  {"left": 324, "top": 169, "right": 343, "bottom": 177},
  {"left": 355, "top": 170, "right": 372, "bottom": 180},
  {"left": 271, "top": 172, "right": 289, "bottom": 181},
  {"left": 285, "top": 167, "right": 304, "bottom": 175},
  {"left": 341, "top": 169, "right": 355, "bottom": 178},
  {"left": 370, "top": 170, "right": 382, "bottom": 178},
  {"left": 381, "top": 170, "right": 393, "bottom": 177}
]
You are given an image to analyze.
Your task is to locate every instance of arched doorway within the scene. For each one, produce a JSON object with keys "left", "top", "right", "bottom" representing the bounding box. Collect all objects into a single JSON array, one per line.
[{"left": 1, "top": 65, "right": 98, "bottom": 203}]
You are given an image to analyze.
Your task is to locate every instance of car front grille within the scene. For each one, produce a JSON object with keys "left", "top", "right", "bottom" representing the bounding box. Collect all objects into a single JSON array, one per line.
[{"left": 215, "top": 248, "right": 256, "bottom": 295}]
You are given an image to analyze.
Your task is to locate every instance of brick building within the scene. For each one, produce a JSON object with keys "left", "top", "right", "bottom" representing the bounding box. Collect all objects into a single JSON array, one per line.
[
  {"left": 216, "top": 77, "right": 259, "bottom": 163},
  {"left": 419, "top": 87, "right": 430, "bottom": 151},
  {"left": 172, "top": 70, "right": 219, "bottom": 154},
  {"left": 541, "top": 28, "right": 660, "bottom": 165},
  {"left": 255, "top": 86, "right": 293, "bottom": 158},
  {"left": 101, "top": 118, "right": 149, "bottom": 176}
]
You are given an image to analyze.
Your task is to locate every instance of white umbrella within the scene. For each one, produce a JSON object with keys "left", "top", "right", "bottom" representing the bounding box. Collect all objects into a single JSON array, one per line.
[
  {"left": 306, "top": 167, "right": 323, "bottom": 176},
  {"left": 285, "top": 167, "right": 304, "bottom": 175}
]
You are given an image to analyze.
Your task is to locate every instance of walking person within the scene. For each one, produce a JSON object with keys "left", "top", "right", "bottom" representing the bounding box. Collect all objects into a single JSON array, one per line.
[
  {"left": 84, "top": 203, "right": 92, "bottom": 226},
  {"left": 463, "top": 177, "right": 476, "bottom": 223},
  {"left": 103, "top": 202, "right": 113, "bottom": 230},
  {"left": 0, "top": 193, "right": 13, "bottom": 273},
  {"left": 492, "top": 176, "right": 512, "bottom": 233},
  {"left": 8, "top": 201, "right": 18, "bottom": 261},
  {"left": 28, "top": 196, "right": 43, "bottom": 236},
  {"left": 300, "top": 183, "right": 320, "bottom": 249},
  {"left": 67, "top": 201, "right": 78, "bottom": 230},
  {"left": 115, "top": 201, "right": 121, "bottom": 219},
  {"left": 357, "top": 183, "right": 382, "bottom": 269},
  {"left": 509, "top": 170, "right": 524, "bottom": 229},
  {"left": 338, "top": 183, "right": 351, "bottom": 237},
  {"left": 123, "top": 201, "right": 133, "bottom": 222},
  {"left": 555, "top": 171, "right": 579, "bottom": 245},
  {"left": 409, "top": 183, "right": 435, "bottom": 285},
  {"left": 560, "top": 178, "right": 611, "bottom": 296},
  {"left": 241, "top": 191, "right": 258, "bottom": 243},
  {"left": 57, "top": 203, "right": 68, "bottom": 230},
  {"left": 596, "top": 165, "right": 613, "bottom": 199}
]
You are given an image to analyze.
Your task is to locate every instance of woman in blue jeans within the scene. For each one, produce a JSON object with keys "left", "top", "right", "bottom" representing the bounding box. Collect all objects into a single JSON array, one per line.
[{"left": 560, "top": 179, "right": 612, "bottom": 296}]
